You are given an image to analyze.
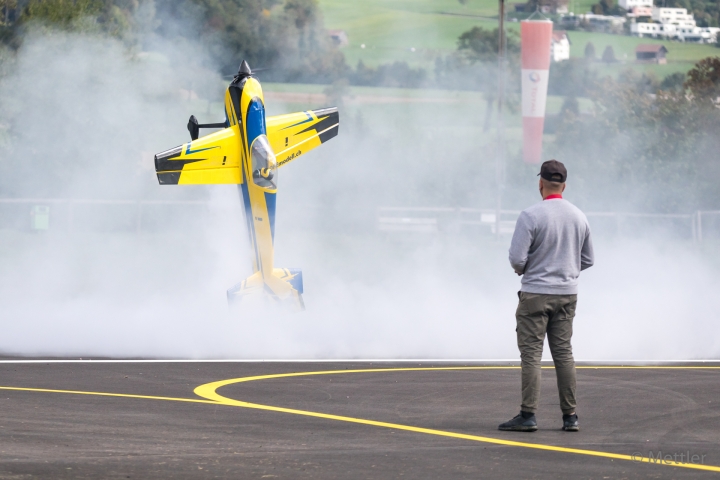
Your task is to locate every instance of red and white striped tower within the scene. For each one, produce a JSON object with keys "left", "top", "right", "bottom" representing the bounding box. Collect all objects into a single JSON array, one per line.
[{"left": 521, "top": 19, "right": 553, "bottom": 164}]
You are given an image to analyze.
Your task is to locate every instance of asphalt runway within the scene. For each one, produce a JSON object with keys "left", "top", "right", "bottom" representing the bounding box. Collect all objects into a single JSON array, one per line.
[{"left": 0, "top": 361, "right": 718, "bottom": 479}]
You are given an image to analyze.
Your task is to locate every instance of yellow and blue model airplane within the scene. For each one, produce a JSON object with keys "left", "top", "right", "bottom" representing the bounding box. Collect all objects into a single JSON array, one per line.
[{"left": 154, "top": 60, "right": 339, "bottom": 310}]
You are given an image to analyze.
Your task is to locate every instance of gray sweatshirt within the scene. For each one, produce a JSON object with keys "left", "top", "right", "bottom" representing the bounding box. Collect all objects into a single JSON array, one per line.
[{"left": 509, "top": 198, "right": 594, "bottom": 295}]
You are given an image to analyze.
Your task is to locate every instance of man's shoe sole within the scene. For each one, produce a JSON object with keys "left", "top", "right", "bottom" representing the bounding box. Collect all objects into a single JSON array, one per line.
[
  {"left": 498, "top": 425, "right": 538, "bottom": 432},
  {"left": 562, "top": 425, "right": 579, "bottom": 432}
]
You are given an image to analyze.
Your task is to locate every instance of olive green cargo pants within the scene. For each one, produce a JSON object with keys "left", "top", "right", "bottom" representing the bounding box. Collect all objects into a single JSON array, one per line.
[{"left": 516, "top": 291, "right": 577, "bottom": 415}]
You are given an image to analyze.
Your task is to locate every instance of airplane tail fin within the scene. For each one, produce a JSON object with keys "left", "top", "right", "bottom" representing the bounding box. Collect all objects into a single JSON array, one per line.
[{"left": 227, "top": 268, "right": 304, "bottom": 311}]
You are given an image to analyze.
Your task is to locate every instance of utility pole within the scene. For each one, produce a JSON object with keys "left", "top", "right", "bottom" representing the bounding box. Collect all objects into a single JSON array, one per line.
[{"left": 495, "top": 0, "right": 507, "bottom": 240}]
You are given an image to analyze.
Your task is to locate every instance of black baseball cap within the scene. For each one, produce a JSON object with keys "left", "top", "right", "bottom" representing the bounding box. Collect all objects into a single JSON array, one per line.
[{"left": 538, "top": 160, "right": 567, "bottom": 183}]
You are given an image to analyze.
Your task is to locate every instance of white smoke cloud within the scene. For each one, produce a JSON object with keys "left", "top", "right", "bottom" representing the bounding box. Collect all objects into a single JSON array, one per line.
[{"left": 0, "top": 26, "right": 718, "bottom": 360}]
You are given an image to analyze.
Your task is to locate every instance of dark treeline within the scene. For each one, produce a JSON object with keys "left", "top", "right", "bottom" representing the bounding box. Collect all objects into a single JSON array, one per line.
[
  {"left": 548, "top": 57, "right": 720, "bottom": 213},
  {"left": 0, "top": 0, "right": 348, "bottom": 82},
  {"left": 0, "top": 0, "right": 716, "bottom": 90}
]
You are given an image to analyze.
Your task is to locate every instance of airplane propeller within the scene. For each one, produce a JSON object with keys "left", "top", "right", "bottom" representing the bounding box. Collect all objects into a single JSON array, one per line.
[
  {"left": 225, "top": 60, "right": 271, "bottom": 82},
  {"left": 187, "top": 60, "right": 270, "bottom": 141}
]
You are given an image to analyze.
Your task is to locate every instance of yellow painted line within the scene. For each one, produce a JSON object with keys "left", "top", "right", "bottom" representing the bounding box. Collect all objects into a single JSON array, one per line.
[
  {"left": 1, "top": 366, "right": 719, "bottom": 472},
  {"left": 0, "top": 386, "right": 217, "bottom": 405},
  {"left": 576, "top": 366, "right": 720, "bottom": 369},
  {"left": 193, "top": 366, "right": 720, "bottom": 473}
]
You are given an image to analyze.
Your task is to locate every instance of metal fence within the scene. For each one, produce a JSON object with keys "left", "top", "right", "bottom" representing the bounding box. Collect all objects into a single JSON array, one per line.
[
  {"left": 377, "top": 206, "right": 715, "bottom": 243},
  {"left": 0, "top": 198, "right": 209, "bottom": 233},
  {"left": 697, "top": 211, "right": 720, "bottom": 243},
  {"left": 1, "top": 198, "right": 719, "bottom": 243}
]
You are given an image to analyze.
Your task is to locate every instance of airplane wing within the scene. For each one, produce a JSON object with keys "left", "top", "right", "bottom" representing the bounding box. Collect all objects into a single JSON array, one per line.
[
  {"left": 155, "top": 127, "right": 242, "bottom": 185},
  {"left": 266, "top": 107, "right": 339, "bottom": 168}
]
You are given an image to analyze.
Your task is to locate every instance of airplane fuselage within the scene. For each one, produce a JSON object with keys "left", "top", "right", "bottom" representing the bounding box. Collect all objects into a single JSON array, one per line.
[{"left": 228, "top": 77, "right": 275, "bottom": 276}]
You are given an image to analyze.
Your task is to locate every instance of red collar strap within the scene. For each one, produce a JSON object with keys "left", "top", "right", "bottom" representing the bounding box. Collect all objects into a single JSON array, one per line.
[{"left": 544, "top": 194, "right": 563, "bottom": 200}]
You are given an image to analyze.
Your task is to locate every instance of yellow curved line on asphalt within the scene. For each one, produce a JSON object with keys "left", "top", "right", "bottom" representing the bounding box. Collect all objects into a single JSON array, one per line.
[
  {"left": 0, "top": 366, "right": 718, "bottom": 473},
  {"left": 193, "top": 366, "right": 720, "bottom": 473},
  {"left": 0, "top": 385, "right": 218, "bottom": 404}
]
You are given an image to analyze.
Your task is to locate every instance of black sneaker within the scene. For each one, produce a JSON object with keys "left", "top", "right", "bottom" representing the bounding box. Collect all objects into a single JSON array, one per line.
[
  {"left": 562, "top": 413, "right": 579, "bottom": 432},
  {"left": 498, "top": 412, "right": 537, "bottom": 432}
]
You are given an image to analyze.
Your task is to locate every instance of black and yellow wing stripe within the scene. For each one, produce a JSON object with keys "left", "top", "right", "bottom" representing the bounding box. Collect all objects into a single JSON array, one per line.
[
  {"left": 266, "top": 107, "right": 339, "bottom": 168},
  {"left": 155, "top": 127, "right": 243, "bottom": 185}
]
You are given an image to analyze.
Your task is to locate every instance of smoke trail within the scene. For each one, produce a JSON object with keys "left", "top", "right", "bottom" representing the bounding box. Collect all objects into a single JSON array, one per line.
[{"left": 0, "top": 25, "right": 718, "bottom": 360}]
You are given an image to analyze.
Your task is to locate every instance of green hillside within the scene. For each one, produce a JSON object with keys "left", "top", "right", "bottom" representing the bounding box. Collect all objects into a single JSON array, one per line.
[
  {"left": 318, "top": 0, "right": 719, "bottom": 78},
  {"left": 568, "top": 31, "right": 718, "bottom": 62},
  {"left": 318, "top": 0, "right": 503, "bottom": 69}
]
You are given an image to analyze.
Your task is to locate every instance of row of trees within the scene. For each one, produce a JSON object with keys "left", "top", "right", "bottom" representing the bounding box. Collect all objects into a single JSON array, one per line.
[
  {"left": 583, "top": 42, "right": 622, "bottom": 63},
  {"left": 0, "top": 0, "right": 348, "bottom": 82}
]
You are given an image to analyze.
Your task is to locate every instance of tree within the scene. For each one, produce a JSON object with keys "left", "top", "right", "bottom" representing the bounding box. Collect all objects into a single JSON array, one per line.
[
  {"left": 457, "top": 26, "right": 520, "bottom": 63},
  {"left": 593, "top": 0, "right": 625, "bottom": 15},
  {"left": 323, "top": 78, "right": 349, "bottom": 108},
  {"left": 284, "top": 0, "right": 317, "bottom": 29},
  {"left": 617, "top": 68, "right": 659, "bottom": 94},
  {"left": 584, "top": 42, "right": 596, "bottom": 61},
  {"left": 152, "top": 0, "right": 346, "bottom": 83},
  {"left": 19, "top": 0, "right": 104, "bottom": 28},
  {"left": 352, "top": 61, "right": 427, "bottom": 88},
  {"left": 560, "top": 96, "right": 580, "bottom": 116},
  {"left": 2, "top": 0, "right": 17, "bottom": 25},
  {"left": 660, "top": 71, "right": 686, "bottom": 92},
  {"left": 601, "top": 45, "right": 616, "bottom": 63},
  {"left": 548, "top": 58, "right": 596, "bottom": 97},
  {"left": 684, "top": 56, "right": 720, "bottom": 101}
]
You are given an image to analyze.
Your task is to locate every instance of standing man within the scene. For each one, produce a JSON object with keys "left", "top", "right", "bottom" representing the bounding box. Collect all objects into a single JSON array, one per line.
[{"left": 499, "top": 160, "right": 594, "bottom": 433}]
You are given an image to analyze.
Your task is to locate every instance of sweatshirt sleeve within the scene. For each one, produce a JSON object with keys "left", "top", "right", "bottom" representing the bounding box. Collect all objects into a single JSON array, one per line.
[
  {"left": 509, "top": 211, "right": 534, "bottom": 274},
  {"left": 580, "top": 224, "right": 594, "bottom": 271}
]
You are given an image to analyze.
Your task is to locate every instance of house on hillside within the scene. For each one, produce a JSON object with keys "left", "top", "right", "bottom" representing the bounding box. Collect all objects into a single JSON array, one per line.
[
  {"left": 619, "top": 0, "right": 652, "bottom": 10},
  {"left": 675, "top": 26, "right": 720, "bottom": 43},
  {"left": 521, "top": 0, "right": 568, "bottom": 13},
  {"left": 626, "top": 6, "right": 652, "bottom": 17},
  {"left": 631, "top": 7, "right": 718, "bottom": 42},
  {"left": 579, "top": 13, "right": 626, "bottom": 33},
  {"left": 652, "top": 7, "right": 696, "bottom": 27},
  {"left": 328, "top": 29, "right": 348, "bottom": 47},
  {"left": 541, "top": 0, "right": 569, "bottom": 14},
  {"left": 631, "top": 22, "right": 677, "bottom": 38},
  {"left": 551, "top": 31, "right": 571, "bottom": 62},
  {"left": 635, "top": 44, "right": 668, "bottom": 64}
]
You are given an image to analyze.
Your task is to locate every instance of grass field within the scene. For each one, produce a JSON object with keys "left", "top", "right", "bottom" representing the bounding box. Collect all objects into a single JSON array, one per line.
[
  {"left": 249, "top": 82, "right": 594, "bottom": 167},
  {"left": 318, "top": 0, "right": 500, "bottom": 69},
  {"left": 318, "top": 0, "right": 720, "bottom": 79},
  {"left": 568, "top": 30, "right": 718, "bottom": 62},
  {"left": 259, "top": 82, "right": 593, "bottom": 115}
]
